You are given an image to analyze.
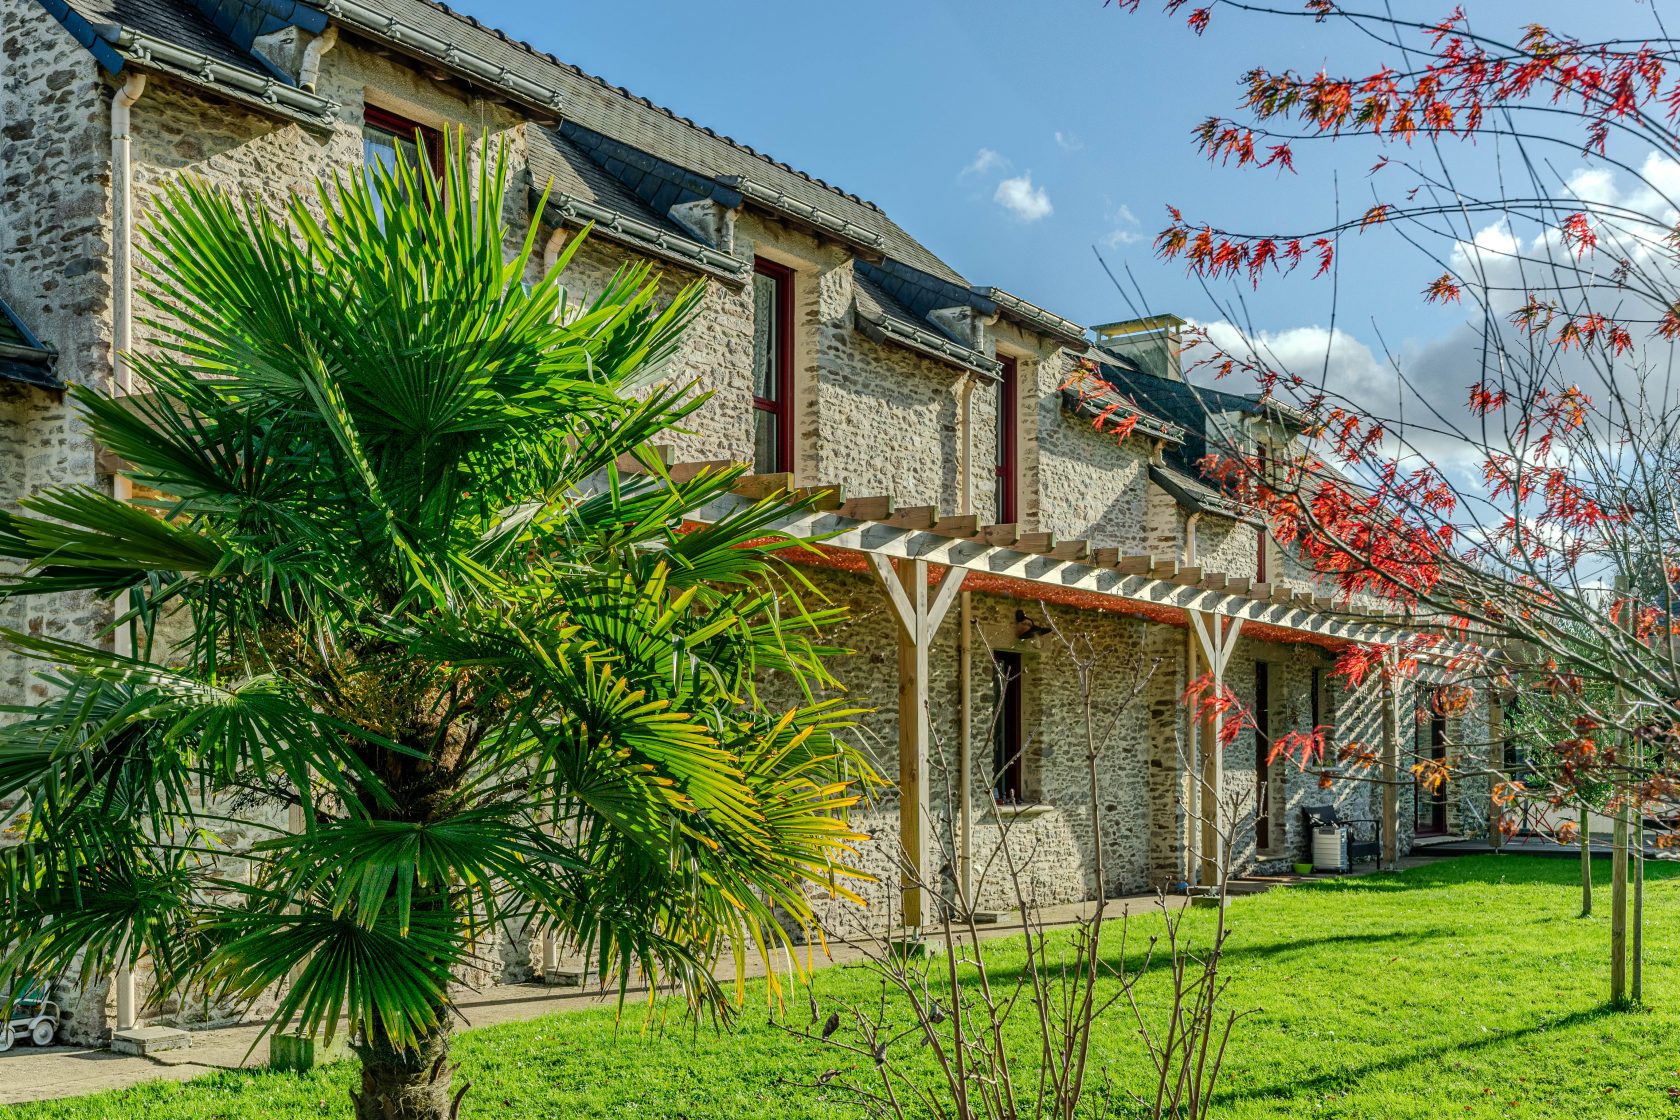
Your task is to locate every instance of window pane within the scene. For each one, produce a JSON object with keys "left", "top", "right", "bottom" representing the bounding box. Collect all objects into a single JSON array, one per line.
[
  {"left": 753, "top": 408, "right": 780, "bottom": 473},
  {"left": 362, "top": 123, "right": 428, "bottom": 227},
  {"left": 752, "top": 271, "right": 781, "bottom": 401}
]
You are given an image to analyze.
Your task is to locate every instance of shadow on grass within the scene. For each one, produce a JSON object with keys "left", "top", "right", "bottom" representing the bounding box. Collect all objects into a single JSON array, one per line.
[
  {"left": 939, "top": 927, "right": 1456, "bottom": 994},
  {"left": 1287, "top": 853, "right": 1680, "bottom": 895},
  {"left": 1218, "top": 1005, "right": 1615, "bottom": 1106}
]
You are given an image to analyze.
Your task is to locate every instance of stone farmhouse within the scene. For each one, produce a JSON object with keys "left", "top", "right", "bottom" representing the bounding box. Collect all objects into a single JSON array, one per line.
[{"left": 2, "top": 0, "right": 1499, "bottom": 1039}]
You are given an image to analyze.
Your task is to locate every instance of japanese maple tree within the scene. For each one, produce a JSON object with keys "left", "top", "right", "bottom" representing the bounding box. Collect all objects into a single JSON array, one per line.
[{"left": 1115, "top": 2, "right": 1680, "bottom": 884}]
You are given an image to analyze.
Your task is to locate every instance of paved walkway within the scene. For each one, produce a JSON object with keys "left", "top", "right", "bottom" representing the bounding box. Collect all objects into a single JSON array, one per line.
[{"left": 0, "top": 891, "right": 1203, "bottom": 1106}]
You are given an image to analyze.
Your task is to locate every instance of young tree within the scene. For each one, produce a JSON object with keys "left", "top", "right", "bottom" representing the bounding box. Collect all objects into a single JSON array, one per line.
[
  {"left": 0, "top": 141, "right": 872, "bottom": 1118},
  {"left": 1113, "top": 0, "right": 1680, "bottom": 1001}
]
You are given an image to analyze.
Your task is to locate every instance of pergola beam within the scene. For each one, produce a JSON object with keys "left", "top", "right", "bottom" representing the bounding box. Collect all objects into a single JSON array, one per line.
[{"left": 687, "top": 494, "right": 1421, "bottom": 646}]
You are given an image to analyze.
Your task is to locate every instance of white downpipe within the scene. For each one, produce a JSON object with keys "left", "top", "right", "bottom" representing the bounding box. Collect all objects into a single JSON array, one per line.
[
  {"left": 542, "top": 226, "right": 569, "bottom": 274},
  {"left": 953, "top": 372, "right": 977, "bottom": 904},
  {"left": 110, "top": 71, "right": 146, "bottom": 1034},
  {"left": 297, "top": 25, "right": 339, "bottom": 93}
]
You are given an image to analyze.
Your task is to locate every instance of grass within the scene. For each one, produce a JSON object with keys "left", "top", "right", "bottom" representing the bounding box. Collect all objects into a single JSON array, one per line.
[{"left": 7, "top": 855, "right": 1680, "bottom": 1119}]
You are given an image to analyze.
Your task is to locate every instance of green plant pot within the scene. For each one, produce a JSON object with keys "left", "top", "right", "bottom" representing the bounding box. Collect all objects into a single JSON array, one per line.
[{"left": 1294, "top": 862, "right": 1316, "bottom": 876}]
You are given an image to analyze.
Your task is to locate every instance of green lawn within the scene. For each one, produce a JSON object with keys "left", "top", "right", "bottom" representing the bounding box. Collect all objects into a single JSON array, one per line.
[{"left": 9, "top": 855, "right": 1680, "bottom": 1119}]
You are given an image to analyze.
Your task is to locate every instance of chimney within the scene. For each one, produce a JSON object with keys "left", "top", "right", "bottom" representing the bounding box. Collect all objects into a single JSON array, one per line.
[{"left": 1091, "top": 313, "right": 1186, "bottom": 381}]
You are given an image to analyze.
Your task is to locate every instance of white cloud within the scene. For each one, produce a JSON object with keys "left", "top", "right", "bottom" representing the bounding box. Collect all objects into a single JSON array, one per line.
[
  {"left": 961, "top": 148, "right": 1007, "bottom": 178},
  {"left": 995, "top": 173, "right": 1053, "bottom": 222},
  {"left": 1054, "top": 130, "right": 1084, "bottom": 152},
  {"left": 1103, "top": 203, "right": 1143, "bottom": 247}
]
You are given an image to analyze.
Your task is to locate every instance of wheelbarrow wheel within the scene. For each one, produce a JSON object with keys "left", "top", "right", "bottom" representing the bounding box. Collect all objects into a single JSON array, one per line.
[
  {"left": 31, "top": 1020, "right": 55, "bottom": 1046},
  {"left": 0, "top": 1025, "right": 14, "bottom": 1052}
]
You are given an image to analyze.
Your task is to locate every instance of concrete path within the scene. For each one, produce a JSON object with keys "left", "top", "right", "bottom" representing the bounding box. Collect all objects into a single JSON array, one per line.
[{"left": 0, "top": 891, "right": 1205, "bottom": 1106}]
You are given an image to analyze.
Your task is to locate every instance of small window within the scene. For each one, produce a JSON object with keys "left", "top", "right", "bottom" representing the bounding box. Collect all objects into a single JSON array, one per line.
[
  {"left": 1310, "top": 665, "right": 1334, "bottom": 750},
  {"left": 992, "top": 650, "right": 1025, "bottom": 804},
  {"left": 751, "top": 258, "right": 794, "bottom": 473},
  {"left": 995, "top": 355, "right": 1018, "bottom": 523},
  {"left": 362, "top": 105, "right": 443, "bottom": 222}
]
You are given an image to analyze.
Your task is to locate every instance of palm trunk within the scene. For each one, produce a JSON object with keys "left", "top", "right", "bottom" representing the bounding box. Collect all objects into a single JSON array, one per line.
[{"left": 351, "top": 1022, "right": 458, "bottom": 1120}]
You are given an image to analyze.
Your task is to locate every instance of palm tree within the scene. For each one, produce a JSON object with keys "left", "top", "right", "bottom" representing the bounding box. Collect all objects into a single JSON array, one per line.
[{"left": 0, "top": 139, "right": 873, "bottom": 1119}]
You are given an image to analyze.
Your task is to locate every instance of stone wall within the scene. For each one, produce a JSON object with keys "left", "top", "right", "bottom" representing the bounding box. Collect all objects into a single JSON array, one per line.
[
  {"left": 0, "top": 0, "right": 124, "bottom": 1042},
  {"left": 765, "top": 566, "right": 1194, "bottom": 936}
]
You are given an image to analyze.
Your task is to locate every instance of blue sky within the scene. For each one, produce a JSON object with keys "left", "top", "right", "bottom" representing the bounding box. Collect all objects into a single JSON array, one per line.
[{"left": 456, "top": 0, "right": 1663, "bottom": 369}]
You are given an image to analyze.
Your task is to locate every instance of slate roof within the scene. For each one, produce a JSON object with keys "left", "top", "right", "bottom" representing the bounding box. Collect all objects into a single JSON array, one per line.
[
  {"left": 336, "top": 0, "right": 966, "bottom": 286},
  {"left": 38, "top": 0, "right": 1100, "bottom": 353},
  {"left": 31, "top": 0, "right": 1199, "bottom": 459},
  {"left": 527, "top": 125, "right": 687, "bottom": 236},
  {"left": 0, "top": 297, "right": 62, "bottom": 391},
  {"left": 853, "top": 272, "right": 1000, "bottom": 379},
  {"left": 51, "top": 0, "right": 291, "bottom": 79},
  {"left": 526, "top": 125, "right": 748, "bottom": 283},
  {"left": 1091, "top": 345, "right": 1280, "bottom": 475}
]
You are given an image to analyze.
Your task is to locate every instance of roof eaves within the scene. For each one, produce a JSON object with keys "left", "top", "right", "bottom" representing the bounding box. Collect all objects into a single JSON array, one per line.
[
  {"left": 320, "top": 0, "right": 567, "bottom": 115},
  {"left": 1148, "top": 462, "right": 1261, "bottom": 526},
  {"left": 97, "top": 24, "right": 339, "bottom": 127},
  {"left": 975, "top": 286, "right": 1089, "bottom": 349},
  {"left": 34, "top": 0, "right": 129, "bottom": 74},
  {"left": 536, "top": 189, "right": 749, "bottom": 285},
  {"left": 187, "top": 0, "right": 329, "bottom": 49},
  {"left": 0, "top": 300, "right": 63, "bottom": 392},
  {"left": 320, "top": 0, "right": 899, "bottom": 217},
  {"left": 863, "top": 257, "right": 983, "bottom": 319},
  {"left": 856, "top": 304, "right": 1002, "bottom": 381},
  {"left": 722, "top": 175, "right": 885, "bottom": 257},
  {"left": 558, "top": 123, "right": 741, "bottom": 211},
  {"left": 178, "top": 0, "right": 329, "bottom": 83},
  {"left": 1060, "top": 385, "right": 1183, "bottom": 445}
]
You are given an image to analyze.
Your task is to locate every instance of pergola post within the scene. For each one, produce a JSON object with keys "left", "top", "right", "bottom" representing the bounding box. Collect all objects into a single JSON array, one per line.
[
  {"left": 1486, "top": 689, "right": 1505, "bottom": 848},
  {"left": 1380, "top": 651, "right": 1401, "bottom": 870},
  {"left": 1188, "top": 610, "right": 1243, "bottom": 889},
  {"left": 869, "top": 554, "right": 964, "bottom": 930}
]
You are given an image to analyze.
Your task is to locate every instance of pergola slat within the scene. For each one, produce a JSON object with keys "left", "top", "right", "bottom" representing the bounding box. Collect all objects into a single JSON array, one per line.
[
  {"left": 933, "top": 513, "right": 981, "bottom": 537},
  {"left": 838, "top": 495, "right": 894, "bottom": 521},
  {"left": 883, "top": 504, "right": 937, "bottom": 529},
  {"left": 730, "top": 472, "right": 796, "bottom": 499},
  {"left": 973, "top": 523, "right": 1021, "bottom": 547}
]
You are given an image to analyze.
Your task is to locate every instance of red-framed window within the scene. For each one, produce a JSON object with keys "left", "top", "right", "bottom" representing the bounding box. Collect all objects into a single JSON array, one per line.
[
  {"left": 362, "top": 105, "right": 444, "bottom": 195},
  {"left": 995, "top": 354, "right": 1018, "bottom": 523},
  {"left": 992, "top": 650, "right": 1025, "bottom": 804},
  {"left": 751, "top": 258, "right": 794, "bottom": 474}
]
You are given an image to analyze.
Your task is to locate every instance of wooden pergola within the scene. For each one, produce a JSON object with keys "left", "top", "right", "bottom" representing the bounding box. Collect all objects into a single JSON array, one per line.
[{"left": 665, "top": 465, "right": 1458, "bottom": 924}]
